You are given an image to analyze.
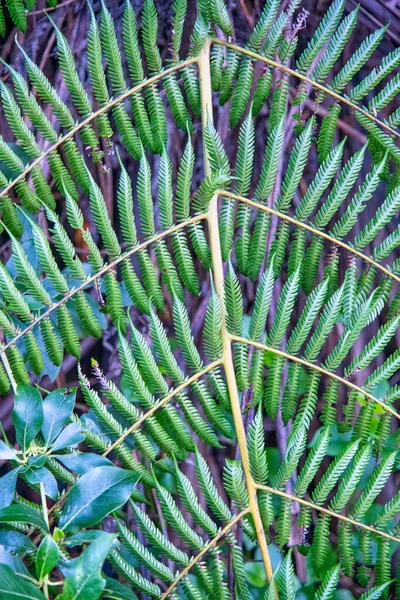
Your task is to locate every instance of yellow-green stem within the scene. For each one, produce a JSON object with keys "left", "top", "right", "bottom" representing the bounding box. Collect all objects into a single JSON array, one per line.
[
  {"left": 211, "top": 39, "right": 400, "bottom": 140},
  {"left": 198, "top": 39, "right": 274, "bottom": 585},
  {"left": 220, "top": 190, "right": 400, "bottom": 286},
  {"left": 39, "top": 482, "right": 50, "bottom": 598},
  {"left": 230, "top": 335, "right": 400, "bottom": 421},
  {"left": 0, "top": 214, "right": 206, "bottom": 357},
  {"left": 160, "top": 508, "right": 250, "bottom": 599},
  {"left": 0, "top": 348, "right": 17, "bottom": 394},
  {"left": 0, "top": 57, "right": 198, "bottom": 203},
  {"left": 255, "top": 483, "right": 400, "bottom": 544},
  {"left": 103, "top": 359, "right": 223, "bottom": 457}
]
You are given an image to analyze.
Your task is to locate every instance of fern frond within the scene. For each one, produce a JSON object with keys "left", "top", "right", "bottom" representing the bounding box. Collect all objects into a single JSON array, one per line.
[
  {"left": 351, "top": 452, "right": 397, "bottom": 520},
  {"left": 294, "top": 426, "right": 331, "bottom": 498},
  {"left": 116, "top": 520, "right": 175, "bottom": 583},
  {"left": 312, "top": 440, "right": 360, "bottom": 505},
  {"left": 248, "top": 407, "right": 268, "bottom": 485},
  {"left": 330, "top": 25, "right": 388, "bottom": 93},
  {"left": 296, "top": 0, "right": 345, "bottom": 74},
  {"left": 223, "top": 459, "right": 249, "bottom": 511}
]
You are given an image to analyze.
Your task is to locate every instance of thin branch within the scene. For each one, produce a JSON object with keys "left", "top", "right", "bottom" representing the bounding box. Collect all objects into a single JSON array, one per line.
[
  {"left": 0, "top": 214, "right": 206, "bottom": 356},
  {"left": 0, "top": 57, "right": 198, "bottom": 201},
  {"left": 27, "top": 0, "right": 79, "bottom": 16},
  {"left": 229, "top": 335, "right": 400, "bottom": 422},
  {"left": 211, "top": 39, "right": 400, "bottom": 141},
  {"left": 220, "top": 191, "right": 400, "bottom": 286},
  {"left": 255, "top": 484, "right": 400, "bottom": 544},
  {"left": 102, "top": 359, "right": 223, "bottom": 457},
  {"left": 198, "top": 39, "right": 275, "bottom": 586},
  {"left": 160, "top": 508, "right": 250, "bottom": 599},
  {"left": 0, "top": 347, "right": 17, "bottom": 393}
]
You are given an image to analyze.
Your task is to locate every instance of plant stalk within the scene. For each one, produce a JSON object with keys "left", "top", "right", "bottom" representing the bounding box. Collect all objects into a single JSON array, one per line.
[
  {"left": 211, "top": 38, "right": 400, "bottom": 140},
  {"left": 219, "top": 190, "right": 400, "bottom": 286},
  {"left": 229, "top": 335, "right": 400, "bottom": 421},
  {"left": 255, "top": 483, "right": 400, "bottom": 543},
  {"left": 198, "top": 39, "right": 275, "bottom": 586}
]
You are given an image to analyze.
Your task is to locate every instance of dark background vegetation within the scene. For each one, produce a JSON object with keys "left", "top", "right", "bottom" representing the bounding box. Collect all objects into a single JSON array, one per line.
[{"left": 0, "top": 0, "right": 399, "bottom": 596}]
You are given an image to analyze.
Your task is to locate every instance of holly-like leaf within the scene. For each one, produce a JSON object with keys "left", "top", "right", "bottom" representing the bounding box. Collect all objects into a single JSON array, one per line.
[
  {"left": 12, "top": 385, "right": 43, "bottom": 452},
  {"left": 65, "top": 530, "right": 117, "bottom": 548},
  {"left": 0, "top": 504, "right": 49, "bottom": 531},
  {"left": 58, "top": 466, "right": 138, "bottom": 533},
  {"left": 0, "top": 530, "right": 36, "bottom": 554},
  {"left": 0, "top": 440, "right": 18, "bottom": 461},
  {"left": 35, "top": 535, "right": 59, "bottom": 581},
  {"left": 0, "top": 564, "right": 46, "bottom": 599},
  {"left": 0, "top": 468, "right": 21, "bottom": 510},
  {"left": 24, "top": 466, "right": 59, "bottom": 500},
  {"left": 50, "top": 423, "right": 85, "bottom": 452},
  {"left": 55, "top": 453, "right": 113, "bottom": 476},
  {"left": 59, "top": 534, "right": 116, "bottom": 600},
  {"left": 41, "top": 388, "right": 76, "bottom": 446}
]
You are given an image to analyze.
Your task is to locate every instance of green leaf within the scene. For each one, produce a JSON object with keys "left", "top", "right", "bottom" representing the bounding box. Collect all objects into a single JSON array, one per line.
[
  {"left": 65, "top": 530, "right": 116, "bottom": 547},
  {"left": 41, "top": 388, "right": 76, "bottom": 446},
  {"left": 55, "top": 453, "right": 113, "bottom": 476},
  {"left": 12, "top": 385, "right": 43, "bottom": 452},
  {"left": 0, "top": 469, "right": 21, "bottom": 509},
  {"left": 0, "top": 504, "right": 49, "bottom": 531},
  {"left": 60, "top": 534, "right": 116, "bottom": 600},
  {"left": 102, "top": 577, "right": 139, "bottom": 600},
  {"left": 0, "top": 440, "right": 18, "bottom": 460},
  {"left": 0, "top": 564, "right": 46, "bottom": 600},
  {"left": 58, "top": 466, "right": 138, "bottom": 533},
  {"left": 35, "top": 535, "right": 59, "bottom": 581},
  {"left": 24, "top": 466, "right": 59, "bottom": 500},
  {"left": 0, "top": 530, "right": 36, "bottom": 554},
  {"left": 50, "top": 423, "right": 85, "bottom": 452}
]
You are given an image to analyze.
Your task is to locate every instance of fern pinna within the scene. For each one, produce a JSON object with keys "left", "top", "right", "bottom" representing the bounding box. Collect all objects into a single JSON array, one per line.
[{"left": 0, "top": 0, "right": 399, "bottom": 598}]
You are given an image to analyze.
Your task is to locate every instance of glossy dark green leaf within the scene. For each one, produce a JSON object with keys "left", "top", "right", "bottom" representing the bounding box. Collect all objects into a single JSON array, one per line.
[
  {"left": 0, "top": 468, "right": 21, "bottom": 509},
  {"left": 102, "top": 577, "right": 139, "bottom": 600},
  {"left": 65, "top": 530, "right": 117, "bottom": 548},
  {"left": 36, "top": 535, "right": 59, "bottom": 581},
  {"left": 50, "top": 423, "right": 85, "bottom": 452},
  {"left": 24, "top": 466, "right": 59, "bottom": 500},
  {"left": 0, "top": 564, "right": 46, "bottom": 600},
  {"left": 42, "top": 388, "right": 76, "bottom": 445},
  {"left": 0, "top": 547, "right": 31, "bottom": 576},
  {"left": 55, "top": 453, "right": 113, "bottom": 475},
  {"left": 0, "top": 530, "right": 36, "bottom": 554},
  {"left": 58, "top": 466, "right": 137, "bottom": 533},
  {"left": 12, "top": 385, "right": 43, "bottom": 452},
  {"left": 60, "top": 534, "right": 116, "bottom": 600},
  {"left": 28, "top": 455, "right": 47, "bottom": 468},
  {"left": 0, "top": 440, "right": 18, "bottom": 460},
  {"left": 0, "top": 504, "right": 49, "bottom": 532}
]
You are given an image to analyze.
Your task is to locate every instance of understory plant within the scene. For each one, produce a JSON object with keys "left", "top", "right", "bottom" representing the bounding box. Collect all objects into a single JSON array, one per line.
[
  {"left": 0, "top": 0, "right": 399, "bottom": 598},
  {"left": 0, "top": 0, "right": 57, "bottom": 35}
]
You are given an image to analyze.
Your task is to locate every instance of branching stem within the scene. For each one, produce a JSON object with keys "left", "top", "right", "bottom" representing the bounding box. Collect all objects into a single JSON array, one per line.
[
  {"left": 198, "top": 39, "right": 275, "bottom": 586},
  {"left": 211, "top": 39, "right": 400, "bottom": 140},
  {"left": 160, "top": 509, "right": 250, "bottom": 599},
  {"left": 0, "top": 215, "right": 206, "bottom": 357},
  {"left": 220, "top": 190, "right": 400, "bottom": 285},
  {"left": 102, "top": 359, "right": 223, "bottom": 457},
  {"left": 0, "top": 347, "right": 17, "bottom": 393},
  {"left": 0, "top": 57, "right": 198, "bottom": 202},
  {"left": 255, "top": 484, "right": 400, "bottom": 544},
  {"left": 230, "top": 335, "right": 400, "bottom": 421}
]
